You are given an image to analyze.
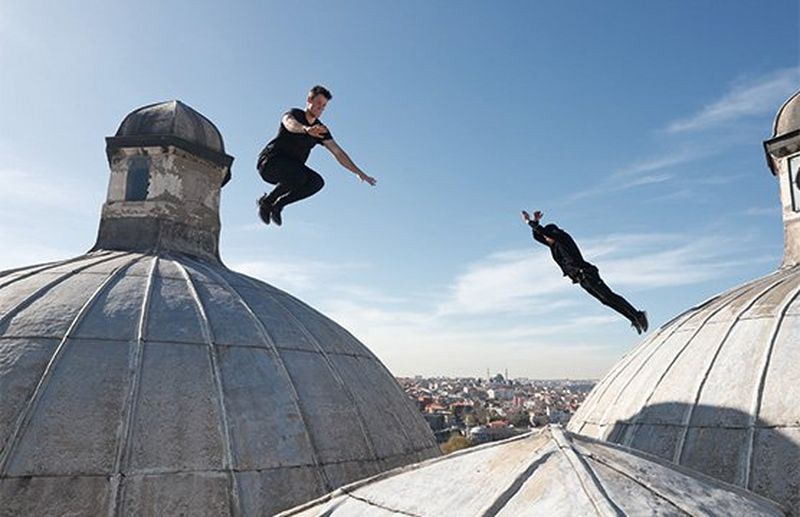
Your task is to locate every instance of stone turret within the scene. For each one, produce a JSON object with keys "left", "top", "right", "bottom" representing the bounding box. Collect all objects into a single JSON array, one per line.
[
  {"left": 764, "top": 89, "right": 800, "bottom": 267},
  {"left": 93, "top": 100, "right": 234, "bottom": 262}
]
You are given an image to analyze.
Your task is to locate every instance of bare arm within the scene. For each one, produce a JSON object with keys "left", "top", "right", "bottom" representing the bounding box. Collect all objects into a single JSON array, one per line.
[
  {"left": 281, "top": 113, "right": 309, "bottom": 134},
  {"left": 323, "top": 139, "right": 377, "bottom": 186},
  {"left": 521, "top": 210, "right": 553, "bottom": 246}
]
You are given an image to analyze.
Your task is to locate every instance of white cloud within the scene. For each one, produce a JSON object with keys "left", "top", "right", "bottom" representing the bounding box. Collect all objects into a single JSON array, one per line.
[
  {"left": 744, "top": 206, "right": 780, "bottom": 217},
  {"left": 568, "top": 173, "right": 675, "bottom": 202},
  {"left": 231, "top": 258, "right": 364, "bottom": 292},
  {"left": 666, "top": 67, "right": 800, "bottom": 134},
  {"left": 229, "top": 226, "right": 773, "bottom": 378},
  {"left": 612, "top": 149, "right": 708, "bottom": 179},
  {"left": 566, "top": 67, "right": 797, "bottom": 205}
]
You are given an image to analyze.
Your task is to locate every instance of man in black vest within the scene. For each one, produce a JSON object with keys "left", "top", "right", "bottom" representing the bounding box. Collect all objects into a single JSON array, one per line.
[
  {"left": 256, "top": 85, "right": 376, "bottom": 226},
  {"left": 522, "top": 210, "right": 648, "bottom": 334}
]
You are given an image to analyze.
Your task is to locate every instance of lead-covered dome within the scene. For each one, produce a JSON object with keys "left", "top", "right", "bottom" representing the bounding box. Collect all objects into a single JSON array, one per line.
[
  {"left": 773, "top": 89, "right": 800, "bottom": 138},
  {"left": 115, "top": 100, "right": 225, "bottom": 153},
  {"left": 568, "top": 263, "right": 800, "bottom": 512},
  {"left": 0, "top": 251, "right": 439, "bottom": 516}
]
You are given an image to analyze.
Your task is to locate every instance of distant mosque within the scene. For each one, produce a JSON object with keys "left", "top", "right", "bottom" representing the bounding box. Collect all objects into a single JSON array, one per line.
[{"left": 1, "top": 90, "right": 800, "bottom": 516}]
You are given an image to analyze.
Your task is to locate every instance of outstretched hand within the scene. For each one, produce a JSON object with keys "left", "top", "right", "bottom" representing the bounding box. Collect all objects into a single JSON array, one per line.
[
  {"left": 358, "top": 172, "right": 377, "bottom": 186},
  {"left": 521, "top": 210, "right": 543, "bottom": 223},
  {"left": 307, "top": 124, "right": 329, "bottom": 138}
]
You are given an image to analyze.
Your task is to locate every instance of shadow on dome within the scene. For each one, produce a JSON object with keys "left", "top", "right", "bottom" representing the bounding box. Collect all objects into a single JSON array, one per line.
[{"left": 604, "top": 402, "right": 798, "bottom": 514}]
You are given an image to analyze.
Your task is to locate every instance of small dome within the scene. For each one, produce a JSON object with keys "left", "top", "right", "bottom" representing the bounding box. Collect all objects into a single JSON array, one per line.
[
  {"left": 568, "top": 266, "right": 800, "bottom": 513},
  {"left": 0, "top": 251, "right": 439, "bottom": 516},
  {"left": 281, "top": 426, "right": 784, "bottom": 516},
  {"left": 115, "top": 100, "right": 225, "bottom": 154},
  {"left": 773, "top": 89, "right": 800, "bottom": 138}
]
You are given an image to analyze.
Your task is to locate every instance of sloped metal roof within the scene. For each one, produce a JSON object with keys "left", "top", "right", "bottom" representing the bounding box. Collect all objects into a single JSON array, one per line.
[{"left": 280, "top": 425, "right": 785, "bottom": 516}]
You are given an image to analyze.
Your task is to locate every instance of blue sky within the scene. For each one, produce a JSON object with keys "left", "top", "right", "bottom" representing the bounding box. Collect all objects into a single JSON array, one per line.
[{"left": 1, "top": 1, "right": 798, "bottom": 378}]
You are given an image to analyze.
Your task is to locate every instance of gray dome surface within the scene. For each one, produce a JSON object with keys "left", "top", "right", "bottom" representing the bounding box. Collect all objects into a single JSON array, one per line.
[
  {"left": 774, "top": 90, "right": 800, "bottom": 138},
  {"left": 281, "top": 425, "right": 785, "bottom": 516},
  {"left": 115, "top": 99, "right": 225, "bottom": 154},
  {"left": 0, "top": 250, "right": 439, "bottom": 516},
  {"left": 568, "top": 266, "right": 800, "bottom": 513}
]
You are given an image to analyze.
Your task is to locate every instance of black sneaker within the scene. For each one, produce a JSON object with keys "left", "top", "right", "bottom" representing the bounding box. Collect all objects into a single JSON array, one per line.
[
  {"left": 257, "top": 195, "right": 272, "bottom": 225},
  {"left": 270, "top": 205, "right": 283, "bottom": 226},
  {"left": 636, "top": 311, "right": 648, "bottom": 334}
]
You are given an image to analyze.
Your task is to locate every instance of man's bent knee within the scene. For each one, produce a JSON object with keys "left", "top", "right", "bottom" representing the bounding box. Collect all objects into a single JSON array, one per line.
[{"left": 309, "top": 172, "right": 325, "bottom": 194}]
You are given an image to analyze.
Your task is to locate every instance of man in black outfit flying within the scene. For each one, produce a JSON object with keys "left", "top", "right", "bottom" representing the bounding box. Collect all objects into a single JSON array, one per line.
[
  {"left": 522, "top": 210, "right": 649, "bottom": 334},
  {"left": 256, "top": 85, "right": 376, "bottom": 226}
]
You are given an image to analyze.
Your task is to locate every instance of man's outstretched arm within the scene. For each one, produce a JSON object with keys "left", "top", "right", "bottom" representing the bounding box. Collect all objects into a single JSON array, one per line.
[
  {"left": 521, "top": 210, "right": 552, "bottom": 246},
  {"left": 323, "top": 139, "right": 377, "bottom": 186},
  {"left": 281, "top": 113, "right": 330, "bottom": 138}
]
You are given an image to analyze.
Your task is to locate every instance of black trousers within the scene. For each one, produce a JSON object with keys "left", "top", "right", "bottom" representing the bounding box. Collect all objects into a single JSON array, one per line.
[
  {"left": 578, "top": 270, "right": 639, "bottom": 324},
  {"left": 259, "top": 155, "right": 325, "bottom": 209}
]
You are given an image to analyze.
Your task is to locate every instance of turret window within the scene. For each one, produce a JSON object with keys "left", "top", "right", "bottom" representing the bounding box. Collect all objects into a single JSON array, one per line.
[{"left": 126, "top": 156, "right": 150, "bottom": 201}]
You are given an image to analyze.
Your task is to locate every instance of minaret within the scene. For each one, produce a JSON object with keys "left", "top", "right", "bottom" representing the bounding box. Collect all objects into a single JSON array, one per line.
[
  {"left": 92, "top": 100, "right": 234, "bottom": 262},
  {"left": 764, "top": 89, "right": 800, "bottom": 268}
]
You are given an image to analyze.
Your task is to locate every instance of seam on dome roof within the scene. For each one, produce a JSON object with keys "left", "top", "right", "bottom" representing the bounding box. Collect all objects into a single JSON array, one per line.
[
  {"left": 283, "top": 297, "right": 438, "bottom": 454},
  {"left": 0, "top": 447, "right": 442, "bottom": 480},
  {"left": 0, "top": 334, "right": 380, "bottom": 359},
  {"left": 283, "top": 295, "right": 426, "bottom": 455},
  {"left": 572, "top": 433, "right": 788, "bottom": 512},
  {"left": 251, "top": 280, "right": 381, "bottom": 464},
  {"left": 744, "top": 274, "right": 800, "bottom": 488},
  {"left": 0, "top": 252, "right": 132, "bottom": 333},
  {"left": 0, "top": 254, "right": 141, "bottom": 477},
  {"left": 552, "top": 427, "right": 623, "bottom": 516},
  {"left": 480, "top": 449, "right": 556, "bottom": 516},
  {"left": 575, "top": 316, "right": 685, "bottom": 435},
  {"left": 581, "top": 453, "right": 690, "bottom": 515},
  {"left": 619, "top": 271, "right": 794, "bottom": 448},
  {"left": 673, "top": 271, "right": 799, "bottom": 465},
  {"left": 340, "top": 491, "right": 422, "bottom": 517},
  {"left": 0, "top": 251, "right": 112, "bottom": 283},
  {"left": 109, "top": 256, "right": 158, "bottom": 516},
  {"left": 175, "top": 259, "right": 241, "bottom": 516},
  {"left": 578, "top": 420, "right": 800, "bottom": 430},
  {"left": 575, "top": 269, "right": 784, "bottom": 438},
  {"left": 0, "top": 250, "right": 120, "bottom": 291},
  {"left": 178, "top": 255, "right": 331, "bottom": 493}
]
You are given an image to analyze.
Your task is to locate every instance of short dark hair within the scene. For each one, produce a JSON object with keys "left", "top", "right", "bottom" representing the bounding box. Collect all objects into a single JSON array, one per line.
[{"left": 309, "top": 85, "right": 332, "bottom": 100}]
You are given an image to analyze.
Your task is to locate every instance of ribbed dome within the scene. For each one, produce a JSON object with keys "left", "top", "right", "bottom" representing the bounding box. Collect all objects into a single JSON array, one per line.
[
  {"left": 0, "top": 251, "right": 439, "bottom": 516},
  {"left": 568, "top": 266, "right": 800, "bottom": 513},
  {"left": 116, "top": 100, "right": 225, "bottom": 153},
  {"left": 773, "top": 89, "right": 800, "bottom": 138},
  {"left": 282, "top": 426, "right": 784, "bottom": 516}
]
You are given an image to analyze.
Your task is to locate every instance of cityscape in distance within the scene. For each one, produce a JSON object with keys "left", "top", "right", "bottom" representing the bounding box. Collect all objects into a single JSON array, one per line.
[{"left": 398, "top": 374, "right": 595, "bottom": 453}]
